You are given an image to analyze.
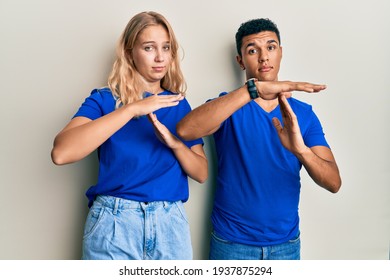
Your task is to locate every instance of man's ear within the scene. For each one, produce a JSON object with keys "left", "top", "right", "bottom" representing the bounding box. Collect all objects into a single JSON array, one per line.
[{"left": 236, "top": 55, "right": 245, "bottom": 70}]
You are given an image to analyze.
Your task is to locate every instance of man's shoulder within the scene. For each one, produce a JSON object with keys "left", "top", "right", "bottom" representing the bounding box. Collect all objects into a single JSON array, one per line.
[
  {"left": 205, "top": 91, "right": 228, "bottom": 103},
  {"left": 287, "top": 97, "right": 313, "bottom": 111}
]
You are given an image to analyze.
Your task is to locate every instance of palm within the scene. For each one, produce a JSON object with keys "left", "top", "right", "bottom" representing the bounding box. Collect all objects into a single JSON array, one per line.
[
  {"left": 272, "top": 94, "right": 306, "bottom": 154},
  {"left": 148, "top": 113, "right": 180, "bottom": 148}
]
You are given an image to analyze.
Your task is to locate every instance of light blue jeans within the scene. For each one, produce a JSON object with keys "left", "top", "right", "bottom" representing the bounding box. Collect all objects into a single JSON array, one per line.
[
  {"left": 209, "top": 230, "right": 300, "bottom": 260},
  {"left": 82, "top": 195, "right": 192, "bottom": 260}
]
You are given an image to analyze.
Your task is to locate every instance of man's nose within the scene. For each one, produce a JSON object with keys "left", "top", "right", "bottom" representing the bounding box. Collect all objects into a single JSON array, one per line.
[{"left": 258, "top": 51, "right": 269, "bottom": 62}]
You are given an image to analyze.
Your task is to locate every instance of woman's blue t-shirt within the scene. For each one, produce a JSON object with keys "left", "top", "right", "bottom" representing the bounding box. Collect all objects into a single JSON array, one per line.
[{"left": 73, "top": 88, "right": 203, "bottom": 207}]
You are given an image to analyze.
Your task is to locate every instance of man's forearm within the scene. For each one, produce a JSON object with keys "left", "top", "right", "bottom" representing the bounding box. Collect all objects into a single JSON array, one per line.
[
  {"left": 177, "top": 86, "right": 251, "bottom": 140},
  {"left": 297, "top": 146, "right": 342, "bottom": 193}
]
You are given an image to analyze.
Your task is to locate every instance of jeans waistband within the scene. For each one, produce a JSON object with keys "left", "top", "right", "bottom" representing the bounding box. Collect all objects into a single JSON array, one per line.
[{"left": 94, "top": 195, "right": 176, "bottom": 212}]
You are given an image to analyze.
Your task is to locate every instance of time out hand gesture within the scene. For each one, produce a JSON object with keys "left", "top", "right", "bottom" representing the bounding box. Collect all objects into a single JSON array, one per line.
[{"left": 271, "top": 94, "right": 307, "bottom": 155}]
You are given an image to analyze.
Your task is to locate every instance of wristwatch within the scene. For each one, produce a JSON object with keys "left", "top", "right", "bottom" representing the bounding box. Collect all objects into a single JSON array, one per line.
[{"left": 246, "top": 78, "right": 259, "bottom": 99}]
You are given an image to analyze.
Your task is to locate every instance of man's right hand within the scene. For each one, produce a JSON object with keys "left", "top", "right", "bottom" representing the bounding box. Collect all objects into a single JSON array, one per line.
[{"left": 256, "top": 81, "right": 326, "bottom": 100}]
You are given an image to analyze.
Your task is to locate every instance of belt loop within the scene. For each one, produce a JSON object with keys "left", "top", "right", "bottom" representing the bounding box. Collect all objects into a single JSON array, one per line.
[{"left": 113, "top": 197, "right": 120, "bottom": 215}]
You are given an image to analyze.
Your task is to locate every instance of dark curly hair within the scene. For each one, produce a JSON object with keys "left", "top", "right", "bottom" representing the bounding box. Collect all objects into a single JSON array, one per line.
[{"left": 235, "top": 18, "right": 281, "bottom": 56}]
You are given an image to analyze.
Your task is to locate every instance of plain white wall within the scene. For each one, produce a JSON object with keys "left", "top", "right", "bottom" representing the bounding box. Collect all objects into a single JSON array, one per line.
[{"left": 0, "top": 0, "right": 389, "bottom": 260}]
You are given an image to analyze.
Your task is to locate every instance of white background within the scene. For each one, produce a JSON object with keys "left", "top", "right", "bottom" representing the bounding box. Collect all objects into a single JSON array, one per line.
[{"left": 0, "top": 0, "right": 389, "bottom": 260}]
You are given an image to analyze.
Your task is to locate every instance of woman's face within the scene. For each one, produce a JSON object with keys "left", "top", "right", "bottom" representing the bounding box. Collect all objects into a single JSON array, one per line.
[{"left": 131, "top": 24, "right": 172, "bottom": 85}]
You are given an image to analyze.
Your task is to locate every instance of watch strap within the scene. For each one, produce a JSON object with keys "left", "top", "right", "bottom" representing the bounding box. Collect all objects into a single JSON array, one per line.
[{"left": 246, "top": 78, "right": 259, "bottom": 99}]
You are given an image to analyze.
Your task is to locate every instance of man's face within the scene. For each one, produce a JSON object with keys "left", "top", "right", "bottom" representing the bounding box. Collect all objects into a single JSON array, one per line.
[{"left": 237, "top": 31, "right": 282, "bottom": 82}]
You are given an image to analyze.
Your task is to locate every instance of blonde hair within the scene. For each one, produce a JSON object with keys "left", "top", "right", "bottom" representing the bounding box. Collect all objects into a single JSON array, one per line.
[{"left": 108, "top": 11, "right": 186, "bottom": 108}]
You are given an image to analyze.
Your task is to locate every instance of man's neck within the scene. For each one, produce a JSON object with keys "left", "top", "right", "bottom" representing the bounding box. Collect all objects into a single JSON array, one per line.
[{"left": 254, "top": 98, "right": 279, "bottom": 113}]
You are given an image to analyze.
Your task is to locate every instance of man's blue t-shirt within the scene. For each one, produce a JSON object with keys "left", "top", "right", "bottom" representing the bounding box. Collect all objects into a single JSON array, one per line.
[
  {"left": 73, "top": 88, "right": 203, "bottom": 207},
  {"left": 211, "top": 92, "right": 329, "bottom": 246}
]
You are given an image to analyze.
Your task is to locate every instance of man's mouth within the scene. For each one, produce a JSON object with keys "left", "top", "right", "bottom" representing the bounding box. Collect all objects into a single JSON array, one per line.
[{"left": 259, "top": 66, "right": 274, "bottom": 72}]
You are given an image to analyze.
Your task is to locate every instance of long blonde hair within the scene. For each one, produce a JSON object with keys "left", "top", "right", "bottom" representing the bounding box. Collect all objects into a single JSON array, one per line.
[{"left": 108, "top": 11, "right": 186, "bottom": 108}]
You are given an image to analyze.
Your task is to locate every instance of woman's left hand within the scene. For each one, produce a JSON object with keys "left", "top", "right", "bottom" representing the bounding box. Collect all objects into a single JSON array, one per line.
[{"left": 148, "top": 113, "right": 181, "bottom": 149}]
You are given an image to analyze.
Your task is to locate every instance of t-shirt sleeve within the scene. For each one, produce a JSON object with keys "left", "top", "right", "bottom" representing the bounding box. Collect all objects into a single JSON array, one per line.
[
  {"left": 303, "top": 109, "right": 330, "bottom": 149},
  {"left": 73, "top": 89, "right": 104, "bottom": 120}
]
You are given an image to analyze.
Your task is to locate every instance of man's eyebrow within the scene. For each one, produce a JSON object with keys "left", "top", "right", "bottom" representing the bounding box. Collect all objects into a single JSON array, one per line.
[
  {"left": 267, "top": 39, "right": 278, "bottom": 44},
  {"left": 244, "top": 42, "right": 256, "bottom": 49},
  {"left": 244, "top": 39, "right": 279, "bottom": 49}
]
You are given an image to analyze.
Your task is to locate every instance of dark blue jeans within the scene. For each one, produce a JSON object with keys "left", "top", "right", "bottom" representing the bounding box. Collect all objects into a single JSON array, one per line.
[{"left": 209, "top": 230, "right": 300, "bottom": 260}]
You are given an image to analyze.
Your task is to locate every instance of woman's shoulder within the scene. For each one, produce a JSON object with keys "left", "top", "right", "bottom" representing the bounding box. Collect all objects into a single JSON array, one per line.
[
  {"left": 88, "top": 87, "right": 115, "bottom": 102},
  {"left": 91, "top": 86, "right": 113, "bottom": 96}
]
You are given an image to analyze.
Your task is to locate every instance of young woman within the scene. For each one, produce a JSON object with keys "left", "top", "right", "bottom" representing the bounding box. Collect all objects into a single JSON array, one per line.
[{"left": 51, "top": 11, "right": 207, "bottom": 260}]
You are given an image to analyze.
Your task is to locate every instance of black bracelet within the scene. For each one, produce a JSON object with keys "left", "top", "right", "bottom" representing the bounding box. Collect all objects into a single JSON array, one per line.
[{"left": 246, "top": 78, "right": 259, "bottom": 99}]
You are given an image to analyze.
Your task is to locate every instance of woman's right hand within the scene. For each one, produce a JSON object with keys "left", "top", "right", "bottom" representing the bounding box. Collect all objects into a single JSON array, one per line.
[{"left": 128, "top": 94, "right": 184, "bottom": 117}]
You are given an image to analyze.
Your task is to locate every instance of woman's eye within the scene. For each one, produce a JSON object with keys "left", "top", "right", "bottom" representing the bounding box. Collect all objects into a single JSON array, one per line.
[
  {"left": 163, "top": 45, "right": 171, "bottom": 51},
  {"left": 144, "top": 46, "right": 153, "bottom": 51}
]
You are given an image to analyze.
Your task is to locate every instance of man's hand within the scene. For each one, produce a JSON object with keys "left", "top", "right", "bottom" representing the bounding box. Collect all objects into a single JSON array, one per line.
[
  {"left": 272, "top": 93, "right": 342, "bottom": 193},
  {"left": 271, "top": 93, "right": 307, "bottom": 155},
  {"left": 257, "top": 81, "right": 326, "bottom": 100}
]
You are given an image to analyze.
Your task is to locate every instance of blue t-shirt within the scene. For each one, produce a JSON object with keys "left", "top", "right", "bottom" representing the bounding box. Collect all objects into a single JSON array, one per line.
[
  {"left": 73, "top": 87, "right": 203, "bottom": 207},
  {"left": 211, "top": 92, "right": 329, "bottom": 246}
]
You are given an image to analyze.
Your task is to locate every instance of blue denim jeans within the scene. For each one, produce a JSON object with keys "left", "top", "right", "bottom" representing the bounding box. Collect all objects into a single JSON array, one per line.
[
  {"left": 209, "top": 230, "right": 300, "bottom": 260},
  {"left": 82, "top": 195, "right": 192, "bottom": 260}
]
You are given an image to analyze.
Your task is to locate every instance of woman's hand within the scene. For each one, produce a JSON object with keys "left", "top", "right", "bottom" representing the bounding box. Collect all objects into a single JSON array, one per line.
[
  {"left": 148, "top": 113, "right": 181, "bottom": 149},
  {"left": 128, "top": 94, "right": 184, "bottom": 117},
  {"left": 148, "top": 112, "right": 208, "bottom": 183}
]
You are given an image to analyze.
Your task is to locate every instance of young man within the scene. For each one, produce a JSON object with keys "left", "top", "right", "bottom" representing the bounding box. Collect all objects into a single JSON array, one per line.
[{"left": 177, "top": 18, "right": 341, "bottom": 260}]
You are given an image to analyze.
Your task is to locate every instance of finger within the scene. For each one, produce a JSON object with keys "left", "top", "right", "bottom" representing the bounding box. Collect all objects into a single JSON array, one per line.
[
  {"left": 278, "top": 94, "right": 295, "bottom": 121},
  {"left": 159, "top": 97, "right": 181, "bottom": 107},
  {"left": 150, "top": 114, "right": 165, "bottom": 132},
  {"left": 280, "top": 91, "right": 292, "bottom": 98},
  {"left": 149, "top": 97, "right": 180, "bottom": 110},
  {"left": 272, "top": 117, "right": 283, "bottom": 134},
  {"left": 299, "top": 83, "right": 326, "bottom": 93},
  {"left": 312, "top": 84, "right": 327, "bottom": 92},
  {"left": 147, "top": 113, "right": 157, "bottom": 124},
  {"left": 159, "top": 94, "right": 184, "bottom": 101},
  {"left": 278, "top": 94, "right": 288, "bottom": 119}
]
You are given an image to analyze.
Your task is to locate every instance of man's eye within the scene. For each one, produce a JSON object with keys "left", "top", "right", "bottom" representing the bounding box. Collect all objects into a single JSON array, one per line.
[
  {"left": 248, "top": 49, "right": 257, "bottom": 54},
  {"left": 268, "top": 45, "right": 276, "bottom": 51}
]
